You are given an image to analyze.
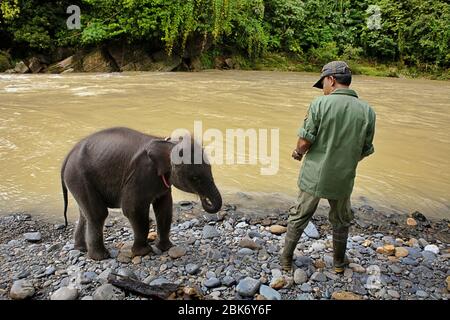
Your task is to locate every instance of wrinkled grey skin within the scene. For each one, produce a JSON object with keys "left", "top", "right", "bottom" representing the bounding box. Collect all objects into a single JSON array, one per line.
[{"left": 61, "top": 127, "right": 222, "bottom": 260}]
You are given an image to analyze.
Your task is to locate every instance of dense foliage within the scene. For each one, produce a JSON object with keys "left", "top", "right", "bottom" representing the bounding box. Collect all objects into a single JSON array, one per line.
[{"left": 0, "top": 0, "right": 449, "bottom": 69}]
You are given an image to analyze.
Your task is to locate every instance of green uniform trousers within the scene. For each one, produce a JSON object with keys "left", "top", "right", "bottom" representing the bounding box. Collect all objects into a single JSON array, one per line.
[{"left": 287, "top": 190, "right": 354, "bottom": 238}]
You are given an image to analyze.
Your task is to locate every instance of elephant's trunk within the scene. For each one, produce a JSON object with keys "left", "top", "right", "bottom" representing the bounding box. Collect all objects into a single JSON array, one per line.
[{"left": 200, "top": 183, "right": 222, "bottom": 213}]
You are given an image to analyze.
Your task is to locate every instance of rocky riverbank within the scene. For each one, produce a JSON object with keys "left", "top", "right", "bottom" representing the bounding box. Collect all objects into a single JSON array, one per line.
[
  {"left": 0, "top": 199, "right": 449, "bottom": 300},
  {"left": 0, "top": 43, "right": 226, "bottom": 75}
]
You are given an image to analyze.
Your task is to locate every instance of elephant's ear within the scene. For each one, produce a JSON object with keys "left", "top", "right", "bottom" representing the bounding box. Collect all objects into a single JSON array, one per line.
[{"left": 146, "top": 140, "right": 174, "bottom": 176}]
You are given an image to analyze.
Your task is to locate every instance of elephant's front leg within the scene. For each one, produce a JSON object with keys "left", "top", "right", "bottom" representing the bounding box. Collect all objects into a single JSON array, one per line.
[
  {"left": 152, "top": 192, "right": 174, "bottom": 251},
  {"left": 122, "top": 200, "right": 153, "bottom": 257}
]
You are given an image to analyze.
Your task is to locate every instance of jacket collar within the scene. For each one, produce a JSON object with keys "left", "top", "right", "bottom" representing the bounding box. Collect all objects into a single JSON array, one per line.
[{"left": 331, "top": 88, "right": 358, "bottom": 98}]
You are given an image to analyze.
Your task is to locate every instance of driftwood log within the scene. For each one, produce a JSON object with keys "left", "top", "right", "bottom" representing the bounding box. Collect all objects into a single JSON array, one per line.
[{"left": 107, "top": 273, "right": 203, "bottom": 300}]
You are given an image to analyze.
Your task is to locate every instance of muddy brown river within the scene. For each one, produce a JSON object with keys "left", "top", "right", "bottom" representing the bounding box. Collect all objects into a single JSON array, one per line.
[{"left": 0, "top": 71, "right": 449, "bottom": 221}]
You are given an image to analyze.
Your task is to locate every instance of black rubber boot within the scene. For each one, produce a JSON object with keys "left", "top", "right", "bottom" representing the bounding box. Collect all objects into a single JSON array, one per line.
[
  {"left": 333, "top": 226, "right": 349, "bottom": 274},
  {"left": 281, "top": 225, "right": 303, "bottom": 272}
]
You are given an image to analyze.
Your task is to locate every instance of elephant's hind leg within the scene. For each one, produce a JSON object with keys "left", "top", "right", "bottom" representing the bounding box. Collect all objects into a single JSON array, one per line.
[
  {"left": 71, "top": 183, "right": 110, "bottom": 260},
  {"left": 84, "top": 203, "right": 110, "bottom": 261},
  {"left": 74, "top": 209, "right": 87, "bottom": 252}
]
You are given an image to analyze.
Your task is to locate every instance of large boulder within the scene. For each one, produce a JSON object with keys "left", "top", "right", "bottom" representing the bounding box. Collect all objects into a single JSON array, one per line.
[
  {"left": 81, "top": 48, "right": 119, "bottom": 72},
  {"left": 0, "top": 51, "right": 12, "bottom": 72},
  {"left": 13, "top": 61, "right": 30, "bottom": 74},
  {"left": 47, "top": 48, "right": 119, "bottom": 74},
  {"left": 150, "top": 50, "right": 182, "bottom": 72},
  {"left": 107, "top": 45, "right": 154, "bottom": 71},
  {"left": 47, "top": 55, "right": 80, "bottom": 74},
  {"left": 27, "top": 57, "right": 46, "bottom": 73}
]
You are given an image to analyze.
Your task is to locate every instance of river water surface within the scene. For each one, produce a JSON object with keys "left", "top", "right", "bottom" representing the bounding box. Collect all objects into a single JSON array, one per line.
[{"left": 0, "top": 71, "right": 449, "bottom": 221}]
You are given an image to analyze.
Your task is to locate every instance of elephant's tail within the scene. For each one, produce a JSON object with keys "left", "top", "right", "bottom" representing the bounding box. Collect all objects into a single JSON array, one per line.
[{"left": 61, "top": 156, "right": 69, "bottom": 228}]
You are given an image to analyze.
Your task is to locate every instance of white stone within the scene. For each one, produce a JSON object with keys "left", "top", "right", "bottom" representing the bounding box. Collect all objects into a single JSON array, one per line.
[
  {"left": 424, "top": 244, "right": 439, "bottom": 255},
  {"left": 50, "top": 287, "right": 79, "bottom": 300}
]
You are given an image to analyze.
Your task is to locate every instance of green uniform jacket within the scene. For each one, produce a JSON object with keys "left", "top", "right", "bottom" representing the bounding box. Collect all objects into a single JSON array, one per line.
[{"left": 297, "top": 88, "right": 376, "bottom": 200}]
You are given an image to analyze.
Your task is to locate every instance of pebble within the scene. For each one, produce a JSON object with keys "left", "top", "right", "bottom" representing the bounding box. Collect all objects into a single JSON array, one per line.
[
  {"left": 93, "top": 284, "right": 125, "bottom": 300},
  {"left": 406, "top": 218, "right": 417, "bottom": 227},
  {"left": 445, "top": 276, "right": 450, "bottom": 291},
  {"left": 236, "top": 277, "right": 261, "bottom": 297},
  {"left": 323, "top": 254, "right": 334, "bottom": 268},
  {"left": 388, "top": 289, "right": 400, "bottom": 299},
  {"left": 408, "top": 238, "right": 419, "bottom": 247},
  {"left": 98, "top": 268, "right": 113, "bottom": 283},
  {"left": 303, "top": 222, "right": 319, "bottom": 239},
  {"left": 389, "top": 265, "right": 403, "bottom": 274},
  {"left": 168, "top": 246, "right": 187, "bottom": 259},
  {"left": 50, "top": 287, "right": 79, "bottom": 300},
  {"left": 270, "top": 277, "right": 286, "bottom": 290},
  {"left": 296, "top": 293, "right": 314, "bottom": 300},
  {"left": 149, "top": 278, "right": 171, "bottom": 286},
  {"left": 45, "top": 266, "right": 56, "bottom": 276},
  {"left": 269, "top": 225, "right": 287, "bottom": 235},
  {"left": 310, "top": 272, "right": 327, "bottom": 282},
  {"left": 8, "top": 239, "right": 21, "bottom": 246},
  {"left": 23, "top": 232, "right": 42, "bottom": 242},
  {"left": 222, "top": 276, "right": 236, "bottom": 287},
  {"left": 202, "top": 225, "right": 220, "bottom": 239},
  {"left": 416, "top": 290, "right": 428, "bottom": 298},
  {"left": 69, "top": 250, "right": 82, "bottom": 259},
  {"left": 311, "top": 242, "right": 326, "bottom": 252},
  {"left": 239, "top": 238, "right": 261, "bottom": 250},
  {"left": 54, "top": 224, "right": 66, "bottom": 230},
  {"left": 394, "top": 247, "right": 409, "bottom": 258},
  {"left": 324, "top": 271, "right": 339, "bottom": 281},
  {"left": 351, "top": 235, "right": 365, "bottom": 242},
  {"left": 147, "top": 231, "right": 158, "bottom": 241},
  {"left": 260, "top": 285, "right": 281, "bottom": 300},
  {"left": 131, "top": 256, "right": 141, "bottom": 264},
  {"left": 47, "top": 243, "right": 62, "bottom": 252},
  {"left": 185, "top": 263, "right": 200, "bottom": 275},
  {"left": 9, "top": 280, "right": 35, "bottom": 300},
  {"left": 236, "top": 222, "right": 248, "bottom": 228},
  {"left": 314, "top": 259, "right": 326, "bottom": 269},
  {"left": 294, "top": 269, "right": 308, "bottom": 284},
  {"left": 401, "top": 258, "right": 419, "bottom": 266},
  {"left": 237, "top": 248, "right": 254, "bottom": 256},
  {"left": 300, "top": 283, "right": 312, "bottom": 292},
  {"left": 418, "top": 238, "right": 429, "bottom": 248},
  {"left": 424, "top": 244, "right": 439, "bottom": 255},
  {"left": 349, "top": 263, "right": 366, "bottom": 273},
  {"left": 117, "top": 268, "right": 138, "bottom": 280},
  {"left": 204, "top": 277, "right": 221, "bottom": 288},
  {"left": 16, "top": 270, "right": 31, "bottom": 279},
  {"left": 331, "top": 291, "right": 362, "bottom": 300},
  {"left": 295, "top": 256, "right": 313, "bottom": 267},
  {"left": 377, "top": 244, "right": 395, "bottom": 256},
  {"left": 248, "top": 231, "right": 261, "bottom": 238},
  {"left": 362, "top": 239, "right": 372, "bottom": 247},
  {"left": 421, "top": 251, "right": 436, "bottom": 261}
]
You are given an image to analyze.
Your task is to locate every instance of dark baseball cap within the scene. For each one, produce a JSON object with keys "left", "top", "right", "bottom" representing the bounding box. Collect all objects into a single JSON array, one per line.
[{"left": 313, "top": 61, "right": 352, "bottom": 89}]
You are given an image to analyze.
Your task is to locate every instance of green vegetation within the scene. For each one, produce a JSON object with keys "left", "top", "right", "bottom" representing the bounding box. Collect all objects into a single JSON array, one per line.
[{"left": 0, "top": 0, "right": 448, "bottom": 79}]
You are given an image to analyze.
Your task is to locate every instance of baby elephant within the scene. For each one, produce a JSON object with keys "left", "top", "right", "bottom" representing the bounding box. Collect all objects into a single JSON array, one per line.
[{"left": 61, "top": 127, "right": 222, "bottom": 260}]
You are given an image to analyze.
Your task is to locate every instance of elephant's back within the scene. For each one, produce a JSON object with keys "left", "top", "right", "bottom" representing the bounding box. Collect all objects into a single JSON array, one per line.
[{"left": 63, "top": 127, "right": 159, "bottom": 205}]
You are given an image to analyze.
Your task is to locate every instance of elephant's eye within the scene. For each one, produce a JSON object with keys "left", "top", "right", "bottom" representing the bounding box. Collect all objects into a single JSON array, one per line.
[{"left": 191, "top": 176, "right": 200, "bottom": 182}]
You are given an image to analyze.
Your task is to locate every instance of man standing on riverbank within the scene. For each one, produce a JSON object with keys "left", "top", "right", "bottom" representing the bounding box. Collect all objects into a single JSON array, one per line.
[{"left": 281, "top": 61, "right": 376, "bottom": 273}]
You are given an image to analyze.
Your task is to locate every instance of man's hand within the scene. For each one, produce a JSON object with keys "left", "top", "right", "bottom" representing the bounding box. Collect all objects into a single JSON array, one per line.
[{"left": 292, "top": 149, "right": 303, "bottom": 161}]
